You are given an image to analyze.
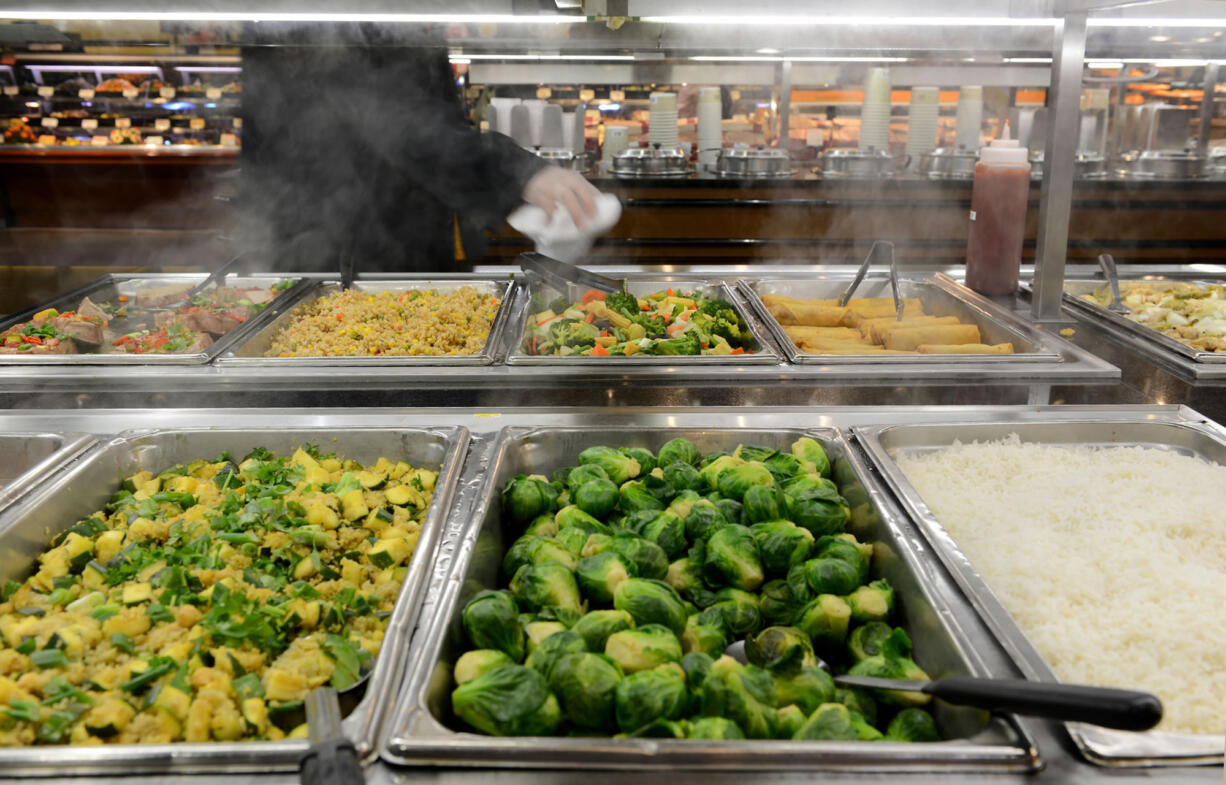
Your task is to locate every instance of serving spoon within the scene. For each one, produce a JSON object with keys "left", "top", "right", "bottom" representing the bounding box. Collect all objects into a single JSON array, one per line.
[{"left": 1097, "top": 252, "right": 1132, "bottom": 314}]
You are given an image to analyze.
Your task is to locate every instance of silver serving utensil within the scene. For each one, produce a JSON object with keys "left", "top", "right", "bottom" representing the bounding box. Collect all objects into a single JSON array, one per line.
[
  {"left": 519, "top": 251, "right": 625, "bottom": 294},
  {"left": 1097, "top": 253, "right": 1131, "bottom": 314},
  {"left": 155, "top": 249, "right": 253, "bottom": 312},
  {"left": 300, "top": 687, "right": 365, "bottom": 785},
  {"left": 834, "top": 674, "right": 1162, "bottom": 732},
  {"left": 838, "top": 240, "right": 903, "bottom": 320}
]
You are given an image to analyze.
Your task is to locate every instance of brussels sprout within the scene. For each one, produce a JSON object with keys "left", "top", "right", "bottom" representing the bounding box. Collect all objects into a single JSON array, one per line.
[
  {"left": 848, "top": 622, "right": 895, "bottom": 663},
  {"left": 750, "top": 520, "right": 815, "bottom": 576},
  {"left": 813, "top": 535, "right": 867, "bottom": 582},
  {"left": 620, "top": 718, "right": 687, "bottom": 738},
  {"left": 664, "top": 557, "right": 718, "bottom": 608},
  {"left": 702, "top": 524, "right": 765, "bottom": 591},
  {"left": 574, "top": 551, "right": 636, "bottom": 604},
  {"left": 708, "top": 587, "right": 762, "bottom": 637},
  {"left": 835, "top": 687, "right": 878, "bottom": 726},
  {"left": 501, "top": 475, "right": 560, "bottom": 526},
  {"left": 524, "top": 620, "right": 569, "bottom": 652},
  {"left": 693, "top": 656, "right": 778, "bottom": 739},
  {"left": 791, "top": 702, "right": 858, "bottom": 741},
  {"left": 657, "top": 437, "right": 703, "bottom": 468},
  {"left": 552, "top": 482, "right": 572, "bottom": 510},
  {"left": 734, "top": 445, "right": 777, "bottom": 463},
  {"left": 614, "top": 663, "right": 688, "bottom": 733},
  {"left": 567, "top": 464, "right": 609, "bottom": 490},
  {"left": 510, "top": 562, "right": 583, "bottom": 614},
  {"left": 680, "top": 651, "right": 715, "bottom": 692},
  {"left": 666, "top": 489, "right": 702, "bottom": 519},
  {"left": 716, "top": 463, "right": 775, "bottom": 502},
  {"left": 525, "top": 630, "right": 588, "bottom": 679},
  {"left": 613, "top": 578, "right": 688, "bottom": 634},
  {"left": 454, "top": 649, "right": 515, "bottom": 685},
  {"left": 642, "top": 469, "right": 677, "bottom": 502},
  {"left": 744, "top": 485, "right": 790, "bottom": 525},
  {"left": 711, "top": 498, "right": 744, "bottom": 526},
  {"left": 574, "top": 478, "right": 619, "bottom": 519},
  {"left": 619, "top": 480, "right": 666, "bottom": 514},
  {"left": 688, "top": 716, "right": 746, "bottom": 740},
  {"left": 773, "top": 664, "right": 836, "bottom": 715},
  {"left": 552, "top": 466, "right": 577, "bottom": 486},
  {"left": 775, "top": 705, "right": 807, "bottom": 739},
  {"left": 835, "top": 532, "right": 874, "bottom": 566},
  {"left": 533, "top": 605, "right": 584, "bottom": 627},
  {"left": 801, "top": 557, "right": 861, "bottom": 596},
  {"left": 759, "top": 579, "right": 806, "bottom": 627},
  {"left": 571, "top": 609, "right": 635, "bottom": 652},
  {"left": 846, "top": 629, "right": 931, "bottom": 707},
  {"left": 620, "top": 446, "right": 658, "bottom": 475},
  {"left": 578, "top": 445, "right": 641, "bottom": 485},
  {"left": 697, "top": 454, "right": 744, "bottom": 492},
  {"left": 554, "top": 526, "right": 589, "bottom": 556},
  {"left": 523, "top": 514, "right": 559, "bottom": 538},
  {"left": 847, "top": 579, "right": 895, "bottom": 623},
  {"left": 503, "top": 536, "right": 578, "bottom": 579},
  {"left": 451, "top": 664, "right": 561, "bottom": 736},
  {"left": 683, "top": 499, "right": 728, "bottom": 543},
  {"left": 763, "top": 451, "right": 804, "bottom": 482},
  {"left": 606, "top": 534, "right": 669, "bottom": 581},
  {"left": 604, "top": 624, "right": 683, "bottom": 673},
  {"left": 885, "top": 707, "right": 940, "bottom": 742},
  {"left": 548, "top": 652, "right": 624, "bottom": 731},
  {"left": 680, "top": 611, "right": 729, "bottom": 657},
  {"left": 787, "top": 492, "right": 851, "bottom": 538},
  {"left": 784, "top": 563, "right": 815, "bottom": 608},
  {"left": 850, "top": 711, "right": 885, "bottom": 741},
  {"left": 462, "top": 590, "right": 525, "bottom": 662},
  {"left": 634, "top": 510, "right": 687, "bottom": 559},
  {"left": 580, "top": 532, "right": 613, "bottom": 558},
  {"left": 794, "top": 594, "right": 851, "bottom": 646},
  {"left": 781, "top": 473, "right": 839, "bottom": 499},
  {"left": 555, "top": 505, "right": 615, "bottom": 536},
  {"left": 662, "top": 462, "right": 703, "bottom": 494},
  {"left": 791, "top": 437, "right": 831, "bottom": 478},
  {"left": 745, "top": 626, "right": 817, "bottom": 672}
]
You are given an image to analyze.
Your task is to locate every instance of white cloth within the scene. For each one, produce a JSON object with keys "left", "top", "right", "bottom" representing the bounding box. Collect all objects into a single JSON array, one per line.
[{"left": 507, "top": 192, "right": 622, "bottom": 263}]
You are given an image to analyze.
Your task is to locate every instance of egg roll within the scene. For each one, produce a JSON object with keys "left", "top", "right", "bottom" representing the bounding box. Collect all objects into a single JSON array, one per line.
[
  {"left": 839, "top": 301, "right": 927, "bottom": 327},
  {"left": 767, "top": 301, "right": 848, "bottom": 327},
  {"left": 864, "top": 315, "right": 962, "bottom": 344},
  {"left": 798, "top": 337, "right": 898, "bottom": 354},
  {"left": 882, "top": 323, "right": 981, "bottom": 351},
  {"left": 761, "top": 294, "right": 839, "bottom": 308},
  {"left": 916, "top": 342, "right": 1014, "bottom": 354},
  {"left": 784, "top": 326, "right": 863, "bottom": 342}
]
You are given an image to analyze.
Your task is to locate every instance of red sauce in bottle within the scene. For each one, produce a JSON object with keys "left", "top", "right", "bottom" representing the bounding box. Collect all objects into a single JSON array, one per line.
[{"left": 965, "top": 139, "right": 1031, "bottom": 296}]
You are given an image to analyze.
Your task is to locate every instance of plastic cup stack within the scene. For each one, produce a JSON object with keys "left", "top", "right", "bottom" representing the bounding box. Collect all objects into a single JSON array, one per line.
[
  {"left": 541, "top": 103, "right": 564, "bottom": 149},
  {"left": 906, "top": 86, "right": 940, "bottom": 170},
  {"left": 488, "top": 97, "right": 521, "bottom": 136},
  {"left": 859, "top": 68, "right": 892, "bottom": 151},
  {"left": 523, "top": 99, "right": 548, "bottom": 147},
  {"left": 572, "top": 104, "right": 587, "bottom": 156},
  {"left": 509, "top": 104, "right": 532, "bottom": 148},
  {"left": 697, "top": 86, "right": 723, "bottom": 169},
  {"left": 649, "top": 91, "right": 679, "bottom": 149},
  {"left": 603, "top": 125, "right": 629, "bottom": 162},
  {"left": 955, "top": 86, "right": 984, "bottom": 153}
]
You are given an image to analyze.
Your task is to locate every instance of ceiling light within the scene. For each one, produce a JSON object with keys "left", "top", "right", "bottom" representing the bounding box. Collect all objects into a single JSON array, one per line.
[
  {"left": 1087, "top": 61, "right": 1125, "bottom": 69},
  {"left": 1087, "top": 18, "right": 1226, "bottom": 27},
  {"left": 643, "top": 14, "right": 1056, "bottom": 26},
  {"left": 1003, "top": 57, "right": 1052, "bottom": 63},
  {"left": 451, "top": 54, "right": 634, "bottom": 61},
  {"left": 0, "top": 11, "right": 581, "bottom": 23},
  {"left": 690, "top": 55, "right": 910, "bottom": 63},
  {"left": 1148, "top": 34, "right": 1172, "bottom": 42}
]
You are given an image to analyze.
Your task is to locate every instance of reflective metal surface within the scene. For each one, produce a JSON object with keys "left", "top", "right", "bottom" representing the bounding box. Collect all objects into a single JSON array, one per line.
[
  {"left": 0, "top": 425, "right": 468, "bottom": 775},
  {"left": 0, "top": 431, "right": 94, "bottom": 513},
  {"left": 854, "top": 415, "right": 1226, "bottom": 767}
]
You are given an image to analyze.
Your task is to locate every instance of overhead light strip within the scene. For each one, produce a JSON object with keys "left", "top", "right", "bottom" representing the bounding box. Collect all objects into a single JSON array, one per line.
[
  {"left": 0, "top": 11, "right": 581, "bottom": 23},
  {"left": 642, "top": 15, "right": 1057, "bottom": 26},
  {"left": 1086, "top": 17, "right": 1226, "bottom": 27},
  {"left": 451, "top": 54, "right": 635, "bottom": 61},
  {"left": 690, "top": 55, "right": 910, "bottom": 63}
]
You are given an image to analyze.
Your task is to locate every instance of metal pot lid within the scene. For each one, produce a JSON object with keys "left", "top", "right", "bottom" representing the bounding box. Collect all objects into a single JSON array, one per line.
[
  {"left": 821, "top": 147, "right": 894, "bottom": 160},
  {"left": 924, "top": 147, "right": 977, "bottom": 160},
  {"left": 614, "top": 146, "right": 686, "bottom": 161},
  {"left": 720, "top": 147, "right": 790, "bottom": 160},
  {"left": 1137, "top": 149, "right": 1205, "bottom": 163},
  {"left": 1030, "top": 151, "right": 1106, "bottom": 163},
  {"left": 535, "top": 147, "right": 575, "bottom": 160}
]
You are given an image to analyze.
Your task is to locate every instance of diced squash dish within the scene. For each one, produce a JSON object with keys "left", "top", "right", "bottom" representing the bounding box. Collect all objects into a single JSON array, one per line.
[{"left": 0, "top": 446, "right": 435, "bottom": 745}]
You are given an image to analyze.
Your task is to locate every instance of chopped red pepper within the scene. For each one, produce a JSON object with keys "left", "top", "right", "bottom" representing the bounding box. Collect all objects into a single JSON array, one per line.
[
  {"left": 730, "top": 347, "right": 745, "bottom": 354},
  {"left": 591, "top": 344, "right": 610, "bottom": 356},
  {"left": 581, "top": 289, "right": 606, "bottom": 304}
]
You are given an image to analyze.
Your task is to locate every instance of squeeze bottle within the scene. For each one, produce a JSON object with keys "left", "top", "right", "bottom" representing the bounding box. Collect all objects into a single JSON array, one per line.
[{"left": 965, "top": 126, "right": 1031, "bottom": 296}]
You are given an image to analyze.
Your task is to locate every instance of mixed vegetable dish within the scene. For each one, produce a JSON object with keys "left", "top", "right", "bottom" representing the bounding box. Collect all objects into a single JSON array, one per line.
[
  {"left": 1083, "top": 282, "right": 1226, "bottom": 353},
  {"left": 0, "top": 445, "right": 436, "bottom": 745},
  {"left": 522, "top": 288, "right": 756, "bottom": 357},
  {"left": 450, "top": 436, "right": 940, "bottom": 742}
]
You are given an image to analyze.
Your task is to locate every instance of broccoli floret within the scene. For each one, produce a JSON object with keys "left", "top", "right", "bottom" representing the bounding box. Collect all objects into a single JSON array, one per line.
[
  {"left": 652, "top": 331, "right": 702, "bottom": 356},
  {"left": 710, "top": 316, "right": 748, "bottom": 346},
  {"left": 549, "top": 319, "right": 599, "bottom": 348},
  {"left": 636, "top": 313, "right": 668, "bottom": 335},
  {"left": 698, "top": 298, "right": 739, "bottom": 322},
  {"left": 606, "top": 290, "right": 641, "bottom": 320}
]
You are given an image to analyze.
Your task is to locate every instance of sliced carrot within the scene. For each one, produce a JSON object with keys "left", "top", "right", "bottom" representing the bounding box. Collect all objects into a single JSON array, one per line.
[
  {"left": 586, "top": 312, "right": 595, "bottom": 323},
  {"left": 600, "top": 329, "right": 611, "bottom": 337},
  {"left": 667, "top": 287, "right": 674, "bottom": 297},
  {"left": 730, "top": 347, "right": 745, "bottom": 354},
  {"left": 640, "top": 303, "right": 651, "bottom": 311},
  {"left": 581, "top": 289, "right": 606, "bottom": 304},
  {"left": 591, "top": 344, "right": 610, "bottom": 356}
]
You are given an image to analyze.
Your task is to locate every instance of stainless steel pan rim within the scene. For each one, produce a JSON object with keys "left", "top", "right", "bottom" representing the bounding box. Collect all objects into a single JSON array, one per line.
[
  {"left": 0, "top": 424, "right": 470, "bottom": 776},
  {"left": 853, "top": 415, "right": 1226, "bottom": 767},
  {"left": 506, "top": 278, "right": 781, "bottom": 365},
  {"left": 382, "top": 425, "right": 1040, "bottom": 772},
  {"left": 737, "top": 273, "right": 1063, "bottom": 365},
  {"left": 0, "top": 273, "right": 309, "bottom": 366},
  {"left": 0, "top": 431, "right": 95, "bottom": 515},
  {"left": 219, "top": 278, "right": 519, "bottom": 367}
]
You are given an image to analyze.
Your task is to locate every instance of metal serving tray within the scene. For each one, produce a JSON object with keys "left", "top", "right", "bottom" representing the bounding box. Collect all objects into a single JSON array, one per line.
[
  {"left": 506, "top": 278, "right": 780, "bottom": 365},
  {"left": 0, "top": 273, "right": 306, "bottom": 365},
  {"left": 739, "top": 274, "right": 1061, "bottom": 365},
  {"left": 0, "top": 425, "right": 469, "bottom": 776},
  {"left": 382, "top": 426, "right": 1038, "bottom": 771},
  {"left": 221, "top": 279, "right": 517, "bottom": 367},
  {"left": 854, "top": 417, "right": 1226, "bottom": 768},
  {"left": 0, "top": 432, "right": 94, "bottom": 514},
  {"left": 1057, "top": 278, "right": 1226, "bottom": 365}
]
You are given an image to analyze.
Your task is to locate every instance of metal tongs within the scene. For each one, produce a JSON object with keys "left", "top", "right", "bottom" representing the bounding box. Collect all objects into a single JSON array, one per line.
[
  {"left": 1096, "top": 252, "right": 1131, "bottom": 314},
  {"left": 299, "top": 687, "right": 365, "bottom": 785},
  {"left": 519, "top": 251, "right": 626, "bottom": 294},
  {"left": 838, "top": 240, "right": 904, "bottom": 321},
  {"left": 159, "top": 249, "right": 253, "bottom": 311}
]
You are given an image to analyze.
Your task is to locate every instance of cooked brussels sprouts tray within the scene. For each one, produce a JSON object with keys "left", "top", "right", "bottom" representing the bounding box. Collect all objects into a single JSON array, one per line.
[
  {"left": 383, "top": 427, "right": 1038, "bottom": 771},
  {"left": 0, "top": 426, "right": 467, "bottom": 776}
]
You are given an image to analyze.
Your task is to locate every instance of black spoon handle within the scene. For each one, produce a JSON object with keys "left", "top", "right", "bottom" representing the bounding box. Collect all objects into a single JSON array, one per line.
[{"left": 930, "top": 677, "right": 1162, "bottom": 732}]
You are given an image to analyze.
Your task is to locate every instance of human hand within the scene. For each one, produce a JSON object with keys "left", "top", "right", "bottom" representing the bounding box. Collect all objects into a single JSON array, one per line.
[{"left": 521, "top": 166, "right": 600, "bottom": 229}]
